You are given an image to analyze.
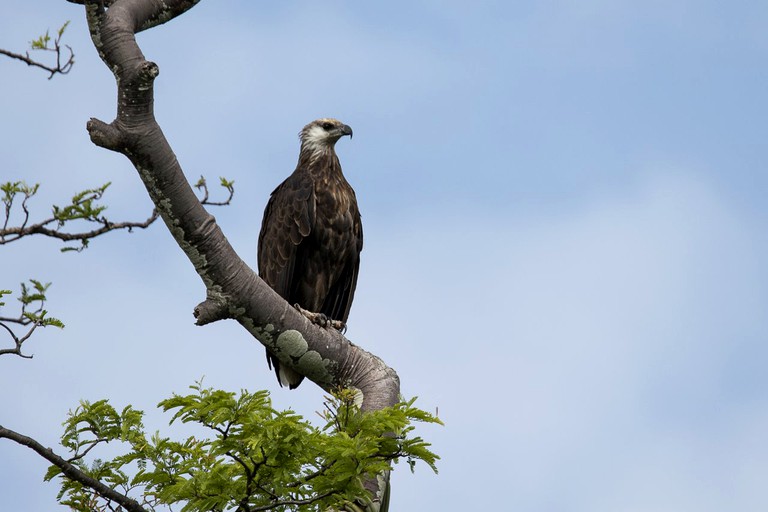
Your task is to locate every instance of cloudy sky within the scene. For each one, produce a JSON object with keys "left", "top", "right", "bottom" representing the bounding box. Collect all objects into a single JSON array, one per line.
[{"left": 2, "top": 1, "right": 767, "bottom": 510}]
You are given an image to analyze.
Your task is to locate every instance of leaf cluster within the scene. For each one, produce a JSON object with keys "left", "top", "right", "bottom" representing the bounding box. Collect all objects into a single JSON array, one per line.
[
  {"left": 52, "top": 182, "right": 110, "bottom": 225},
  {"left": 30, "top": 21, "right": 71, "bottom": 51},
  {"left": 1, "top": 180, "right": 120, "bottom": 252},
  {"left": 0, "top": 279, "right": 63, "bottom": 358},
  {"left": 15, "top": 279, "right": 64, "bottom": 328},
  {"left": 47, "top": 383, "right": 441, "bottom": 511}
]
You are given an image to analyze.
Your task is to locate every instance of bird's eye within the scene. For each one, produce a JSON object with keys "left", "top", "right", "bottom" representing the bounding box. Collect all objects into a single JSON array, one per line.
[{"left": 321, "top": 122, "right": 334, "bottom": 131}]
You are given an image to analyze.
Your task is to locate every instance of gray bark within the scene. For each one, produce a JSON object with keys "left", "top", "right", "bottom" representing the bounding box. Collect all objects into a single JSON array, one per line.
[{"left": 71, "top": 0, "right": 398, "bottom": 509}]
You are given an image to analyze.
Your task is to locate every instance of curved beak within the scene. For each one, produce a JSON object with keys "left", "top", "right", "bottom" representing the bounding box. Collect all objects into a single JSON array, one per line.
[{"left": 341, "top": 124, "right": 353, "bottom": 139}]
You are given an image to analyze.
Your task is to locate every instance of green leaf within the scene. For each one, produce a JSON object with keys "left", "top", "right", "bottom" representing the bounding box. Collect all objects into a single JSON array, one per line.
[
  {"left": 51, "top": 183, "right": 111, "bottom": 224},
  {"left": 30, "top": 30, "right": 51, "bottom": 50},
  {"left": 50, "top": 382, "right": 441, "bottom": 511},
  {"left": 0, "top": 289, "right": 11, "bottom": 307},
  {"left": 57, "top": 21, "right": 70, "bottom": 38}
]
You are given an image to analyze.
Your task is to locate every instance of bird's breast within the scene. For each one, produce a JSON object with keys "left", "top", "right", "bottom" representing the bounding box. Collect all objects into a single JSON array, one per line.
[{"left": 310, "top": 178, "right": 357, "bottom": 246}]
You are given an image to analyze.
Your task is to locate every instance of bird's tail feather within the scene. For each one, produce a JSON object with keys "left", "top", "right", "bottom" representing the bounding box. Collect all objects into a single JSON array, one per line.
[{"left": 266, "top": 349, "right": 304, "bottom": 389}]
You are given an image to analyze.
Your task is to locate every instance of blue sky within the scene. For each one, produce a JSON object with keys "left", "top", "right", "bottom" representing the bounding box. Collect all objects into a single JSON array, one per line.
[{"left": 1, "top": 2, "right": 767, "bottom": 510}]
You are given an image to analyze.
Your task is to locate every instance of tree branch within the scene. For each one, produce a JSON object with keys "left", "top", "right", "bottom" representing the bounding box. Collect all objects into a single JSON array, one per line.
[
  {"left": 0, "top": 209, "right": 159, "bottom": 248},
  {"left": 0, "top": 23, "right": 75, "bottom": 80},
  {"left": 0, "top": 281, "right": 63, "bottom": 358},
  {"left": 0, "top": 179, "right": 232, "bottom": 250},
  {"left": 0, "top": 47, "right": 74, "bottom": 79},
  {"left": 0, "top": 321, "right": 37, "bottom": 358},
  {"left": 249, "top": 492, "right": 335, "bottom": 512},
  {"left": 73, "top": 0, "right": 397, "bottom": 508},
  {"left": 0, "top": 425, "right": 149, "bottom": 512},
  {"left": 67, "top": 0, "right": 200, "bottom": 33},
  {"left": 79, "top": 0, "right": 399, "bottom": 411}
]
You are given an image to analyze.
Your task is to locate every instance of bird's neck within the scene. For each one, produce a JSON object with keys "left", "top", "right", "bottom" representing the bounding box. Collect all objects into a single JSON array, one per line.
[{"left": 298, "top": 144, "right": 342, "bottom": 177}]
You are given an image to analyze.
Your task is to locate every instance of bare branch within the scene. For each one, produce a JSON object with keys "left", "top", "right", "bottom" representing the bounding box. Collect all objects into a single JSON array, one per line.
[
  {"left": 0, "top": 425, "right": 149, "bottom": 512},
  {"left": 0, "top": 47, "right": 75, "bottom": 79},
  {"left": 0, "top": 321, "right": 36, "bottom": 358}
]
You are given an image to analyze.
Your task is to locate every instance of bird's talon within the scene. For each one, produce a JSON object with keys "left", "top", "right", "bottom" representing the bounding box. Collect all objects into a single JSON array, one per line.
[{"left": 331, "top": 320, "right": 347, "bottom": 333}]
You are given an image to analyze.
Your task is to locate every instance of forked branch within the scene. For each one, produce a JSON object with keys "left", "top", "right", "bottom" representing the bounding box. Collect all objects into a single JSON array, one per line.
[
  {"left": 0, "top": 281, "right": 63, "bottom": 358},
  {"left": 0, "top": 22, "right": 75, "bottom": 79}
]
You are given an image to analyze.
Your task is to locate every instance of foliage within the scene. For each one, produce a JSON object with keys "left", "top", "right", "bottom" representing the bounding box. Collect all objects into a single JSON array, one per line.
[
  {"left": 51, "top": 182, "right": 111, "bottom": 225},
  {"left": 0, "top": 280, "right": 63, "bottom": 357},
  {"left": 30, "top": 21, "right": 71, "bottom": 51},
  {"left": 1, "top": 180, "right": 119, "bottom": 252},
  {"left": 46, "top": 383, "right": 441, "bottom": 511},
  {"left": 13, "top": 279, "right": 64, "bottom": 328},
  {"left": 0, "top": 278, "right": 64, "bottom": 330},
  {"left": 0, "top": 289, "right": 10, "bottom": 308}
]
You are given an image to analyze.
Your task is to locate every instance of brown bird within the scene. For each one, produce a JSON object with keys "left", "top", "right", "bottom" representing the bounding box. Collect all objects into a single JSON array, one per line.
[{"left": 257, "top": 118, "right": 363, "bottom": 389}]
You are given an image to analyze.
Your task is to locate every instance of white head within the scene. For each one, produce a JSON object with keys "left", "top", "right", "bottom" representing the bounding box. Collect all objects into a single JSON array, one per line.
[{"left": 299, "top": 118, "right": 353, "bottom": 153}]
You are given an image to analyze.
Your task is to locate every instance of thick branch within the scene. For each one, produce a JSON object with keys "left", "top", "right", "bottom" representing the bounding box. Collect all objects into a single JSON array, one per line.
[
  {"left": 76, "top": 0, "right": 397, "bottom": 508},
  {"left": 80, "top": 0, "right": 399, "bottom": 411},
  {"left": 0, "top": 425, "right": 148, "bottom": 512},
  {"left": 68, "top": 0, "right": 200, "bottom": 33}
]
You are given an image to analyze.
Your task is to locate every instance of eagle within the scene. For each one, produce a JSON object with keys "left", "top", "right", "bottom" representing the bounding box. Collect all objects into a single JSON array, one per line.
[{"left": 257, "top": 118, "right": 363, "bottom": 389}]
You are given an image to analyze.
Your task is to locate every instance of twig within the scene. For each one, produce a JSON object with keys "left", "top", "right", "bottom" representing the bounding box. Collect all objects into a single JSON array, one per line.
[
  {"left": 196, "top": 176, "right": 235, "bottom": 207},
  {"left": 0, "top": 209, "right": 159, "bottom": 246},
  {"left": 0, "top": 321, "right": 37, "bottom": 358},
  {"left": 0, "top": 47, "right": 75, "bottom": 79},
  {"left": 67, "top": 437, "right": 109, "bottom": 463},
  {"left": 250, "top": 492, "right": 334, "bottom": 511},
  {"left": 0, "top": 21, "right": 75, "bottom": 80}
]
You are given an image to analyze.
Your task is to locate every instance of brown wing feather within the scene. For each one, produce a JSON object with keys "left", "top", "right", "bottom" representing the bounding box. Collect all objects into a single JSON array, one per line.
[
  {"left": 321, "top": 213, "right": 362, "bottom": 322},
  {"left": 257, "top": 172, "right": 316, "bottom": 388},
  {"left": 258, "top": 173, "right": 315, "bottom": 298}
]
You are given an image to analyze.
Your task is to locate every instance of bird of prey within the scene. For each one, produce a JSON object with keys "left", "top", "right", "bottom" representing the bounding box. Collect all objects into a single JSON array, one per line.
[{"left": 257, "top": 118, "right": 363, "bottom": 389}]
